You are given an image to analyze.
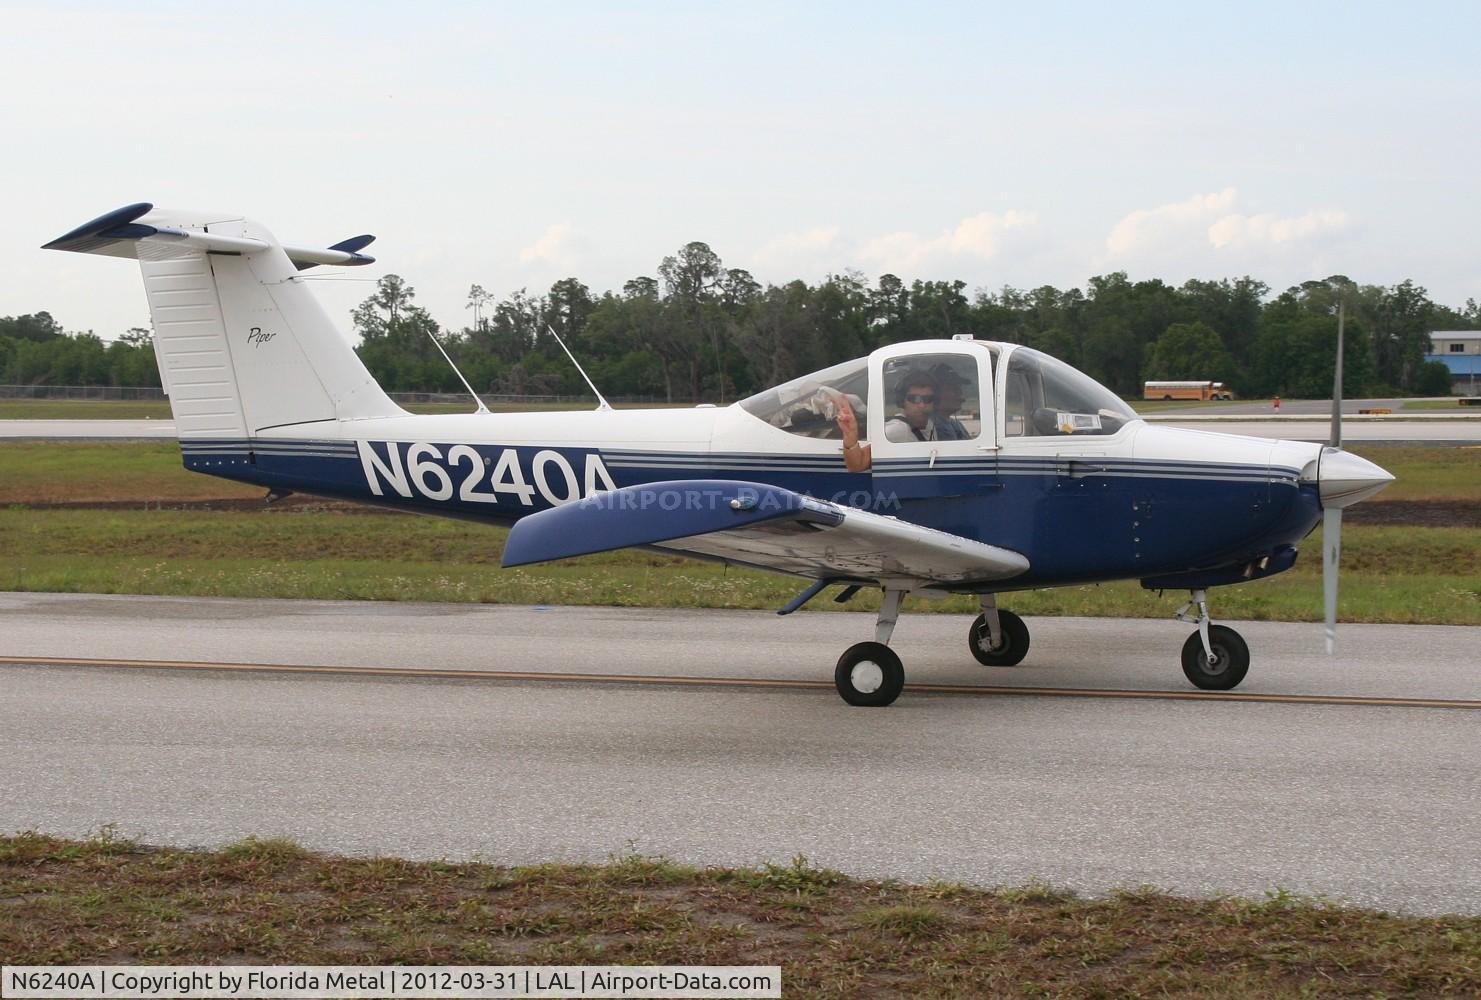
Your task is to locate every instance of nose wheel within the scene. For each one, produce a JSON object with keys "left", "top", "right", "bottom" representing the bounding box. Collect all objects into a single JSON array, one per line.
[
  {"left": 969, "top": 596, "right": 1030, "bottom": 666},
  {"left": 1175, "top": 590, "right": 1250, "bottom": 690}
]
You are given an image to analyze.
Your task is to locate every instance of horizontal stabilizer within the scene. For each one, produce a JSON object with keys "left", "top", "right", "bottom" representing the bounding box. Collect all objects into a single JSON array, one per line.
[
  {"left": 502, "top": 479, "right": 1030, "bottom": 589},
  {"left": 42, "top": 202, "right": 376, "bottom": 268},
  {"left": 295, "top": 234, "right": 377, "bottom": 271}
]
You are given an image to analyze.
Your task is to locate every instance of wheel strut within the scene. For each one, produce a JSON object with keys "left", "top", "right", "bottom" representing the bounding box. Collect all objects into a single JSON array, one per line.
[
  {"left": 875, "top": 588, "right": 905, "bottom": 645},
  {"left": 978, "top": 593, "right": 1003, "bottom": 649},
  {"left": 1175, "top": 588, "right": 1215, "bottom": 664},
  {"left": 1174, "top": 588, "right": 1252, "bottom": 690}
]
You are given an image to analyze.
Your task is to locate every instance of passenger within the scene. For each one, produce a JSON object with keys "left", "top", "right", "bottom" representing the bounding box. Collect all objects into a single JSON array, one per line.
[{"left": 931, "top": 365, "right": 972, "bottom": 441}]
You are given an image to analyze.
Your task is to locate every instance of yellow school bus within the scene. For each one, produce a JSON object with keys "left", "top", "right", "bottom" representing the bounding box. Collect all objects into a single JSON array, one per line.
[{"left": 1143, "top": 381, "right": 1233, "bottom": 401}]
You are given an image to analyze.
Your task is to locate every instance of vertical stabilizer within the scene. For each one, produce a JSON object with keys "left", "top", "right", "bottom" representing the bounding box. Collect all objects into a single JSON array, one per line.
[{"left": 44, "top": 204, "right": 406, "bottom": 439}]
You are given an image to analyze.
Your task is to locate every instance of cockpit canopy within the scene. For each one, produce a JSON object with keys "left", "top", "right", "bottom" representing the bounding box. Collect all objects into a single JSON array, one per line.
[
  {"left": 739, "top": 342, "right": 1138, "bottom": 441},
  {"left": 738, "top": 356, "right": 868, "bottom": 440}
]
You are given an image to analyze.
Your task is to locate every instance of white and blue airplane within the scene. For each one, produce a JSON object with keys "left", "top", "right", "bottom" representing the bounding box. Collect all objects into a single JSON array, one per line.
[{"left": 44, "top": 204, "right": 1395, "bottom": 706}]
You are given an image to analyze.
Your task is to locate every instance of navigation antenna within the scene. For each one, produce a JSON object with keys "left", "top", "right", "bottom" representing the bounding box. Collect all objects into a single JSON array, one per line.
[
  {"left": 424, "top": 328, "right": 490, "bottom": 414},
  {"left": 546, "top": 324, "right": 613, "bottom": 412}
]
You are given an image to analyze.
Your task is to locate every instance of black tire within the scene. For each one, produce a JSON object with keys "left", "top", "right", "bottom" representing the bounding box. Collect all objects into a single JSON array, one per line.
[
  {"left": 968, "top": 610, "right": 1030, "bottom": 667},
  {"left": 835, "top": 642, "right": 904, "bottom": 707},
  {"left": 1181, "top": 625, "right": 1250, "bottom": 690}
]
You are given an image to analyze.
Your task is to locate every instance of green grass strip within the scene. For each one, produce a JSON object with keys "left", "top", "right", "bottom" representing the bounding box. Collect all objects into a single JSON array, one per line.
[{"left": 1, "top": 510, "right": 1476, "bottom": 623}]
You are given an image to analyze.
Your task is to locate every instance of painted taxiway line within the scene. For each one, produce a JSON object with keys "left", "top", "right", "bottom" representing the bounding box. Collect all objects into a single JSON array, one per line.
[{"left": 4, "top": 655, "right": 1479, "bottom": 711}]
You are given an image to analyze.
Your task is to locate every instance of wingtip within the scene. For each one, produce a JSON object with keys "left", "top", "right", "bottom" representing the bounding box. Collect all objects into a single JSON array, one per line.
[{"left": 42, "top": 202, "right": 154, "bottom": 250}]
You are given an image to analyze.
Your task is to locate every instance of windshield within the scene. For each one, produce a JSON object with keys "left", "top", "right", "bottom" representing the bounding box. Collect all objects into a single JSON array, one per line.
[
  {"left": 739, "top": 357, "right": 869, "bottom": 439},
  {"left": 1003, "top": 348, "right": 1139, "bottom": 437}
]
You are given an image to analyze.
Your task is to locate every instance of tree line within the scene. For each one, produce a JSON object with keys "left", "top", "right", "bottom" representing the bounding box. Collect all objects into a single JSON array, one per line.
[
  {"left": 352, "top": 249, "right": 1473, "bottom": 401},
  {"left": 0, "top": 313, "right": 159, "bottom": 389},
  {"left": 6, "top": 245, "right": 1476, "bottom": 400}
]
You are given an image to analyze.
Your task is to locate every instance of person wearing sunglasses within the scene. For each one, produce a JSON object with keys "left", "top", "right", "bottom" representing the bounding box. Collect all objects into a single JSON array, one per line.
[
  {"left": 885, "top": 371, "right": 940, "bottom": 443},
  {"left": 836, "top": 369, "right": 943, "bottom": 471}
]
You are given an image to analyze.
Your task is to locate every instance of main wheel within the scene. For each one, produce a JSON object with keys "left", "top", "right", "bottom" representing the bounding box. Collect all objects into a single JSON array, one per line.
[
  {"left": 968, "top": 609, "right": 1030, "bottom": 666},
  {"left": 1180, "top": 625, "right": 1250, "bottom": 690},
  {"left": 835, "top": 642, "right": 904, "bottom": 707}
]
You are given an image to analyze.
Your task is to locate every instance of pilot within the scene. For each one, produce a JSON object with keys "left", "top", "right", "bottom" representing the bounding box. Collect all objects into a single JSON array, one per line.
[
  {"left": 884, "top": 371, "right": 939, "bottom": 442},
  {"left": 836, "top": 369, "right": 940, "bottom": 471},
  {"left": 931, "top": 364, "right": 972, "bottom": 441}
]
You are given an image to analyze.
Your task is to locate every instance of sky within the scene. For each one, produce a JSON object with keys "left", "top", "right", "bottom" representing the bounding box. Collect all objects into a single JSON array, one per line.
[{"left": 5, "top": 1, "right": 1480, "bottom": 341}]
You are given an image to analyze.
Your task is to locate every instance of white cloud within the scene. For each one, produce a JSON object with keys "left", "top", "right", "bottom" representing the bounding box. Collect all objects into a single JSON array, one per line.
[
  {"left": 859, "top": 210, "right": 1038, "bottom": 273},
  {"left": 1105, "top": 188, "right": 1237, "bottom": 256},
  {"left": 1207, "top": 210, "right": 1349, "bottom": 248},
  {"left": 1097, "top": 189, "right": 1356, "bottom": 289},
  {"left": 1105, "top": 188, "right": 1350, "bottom": 259},
  {"left": 518, "top": 223, "right": 578, "bottom": 265},
  {"left": 750, "top": 211, "right": 1039, "bottom": 284}
]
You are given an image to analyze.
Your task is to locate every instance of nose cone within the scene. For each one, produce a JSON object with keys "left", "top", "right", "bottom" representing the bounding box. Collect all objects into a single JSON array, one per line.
[{"left": 1315, "top": 448, "right": 1395, "bottom": 508}]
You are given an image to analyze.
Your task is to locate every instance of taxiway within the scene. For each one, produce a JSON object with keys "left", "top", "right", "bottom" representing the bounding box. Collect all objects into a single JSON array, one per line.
[{"left": 2, "top": 594, "right": 1478, "bottom": 915}]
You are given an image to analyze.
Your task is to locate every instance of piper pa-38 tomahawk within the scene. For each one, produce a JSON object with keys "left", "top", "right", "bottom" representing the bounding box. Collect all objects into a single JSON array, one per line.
[{"left": 45, "top": 204, "right": 1395, "bottom": 706}]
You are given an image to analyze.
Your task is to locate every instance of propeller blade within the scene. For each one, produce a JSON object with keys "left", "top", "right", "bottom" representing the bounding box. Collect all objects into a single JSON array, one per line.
[
  {"left": 1323, "top": 506, "right": 1342, "bottom": 654},
  {"left": 1324, "top": 295, "right": 1346, "bottom": 653},
  {"left": 1330, "top": 298, "right": 1344, "bottom": 449}
]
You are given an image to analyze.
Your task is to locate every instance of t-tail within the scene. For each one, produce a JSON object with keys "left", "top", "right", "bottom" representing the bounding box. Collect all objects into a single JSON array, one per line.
[{"left": 42, "top": 203, "right": 405, "bottom": 439}]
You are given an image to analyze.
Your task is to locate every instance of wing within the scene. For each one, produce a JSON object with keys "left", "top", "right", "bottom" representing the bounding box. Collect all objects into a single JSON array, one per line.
[{"left": 501, "top": 479, "right": 1029, "bottom": 589}]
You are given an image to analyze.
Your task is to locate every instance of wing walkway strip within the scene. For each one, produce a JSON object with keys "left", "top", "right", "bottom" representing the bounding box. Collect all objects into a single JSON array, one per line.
[{"left": 2, "top": 656, "right": 1477, "bottom": 710}]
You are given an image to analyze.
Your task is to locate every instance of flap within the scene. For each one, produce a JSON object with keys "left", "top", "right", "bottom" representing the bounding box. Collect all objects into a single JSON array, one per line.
[{"left": 501, "top": 479, "right": 1030, "bottom": 588}]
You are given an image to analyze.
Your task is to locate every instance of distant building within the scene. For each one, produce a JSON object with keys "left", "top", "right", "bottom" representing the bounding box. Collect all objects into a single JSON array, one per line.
[{"left": 1425, "top": 331, "right": 1481, "bottom": 395}]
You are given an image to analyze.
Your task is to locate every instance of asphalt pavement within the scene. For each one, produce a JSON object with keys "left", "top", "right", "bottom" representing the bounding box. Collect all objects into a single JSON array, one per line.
[{"left": 2, "top": 594, "right": 1478, "bottom": 915}]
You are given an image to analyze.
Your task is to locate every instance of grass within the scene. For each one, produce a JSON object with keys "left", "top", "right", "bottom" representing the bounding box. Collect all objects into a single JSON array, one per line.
[
  {"left": 1126, "top": 398, "right": 1241, "bottom": 413},
  {"left": 1344, "top": 445, "right": 1481, "bottom": 501},
  {"left": 3, "top": 834, "right": 1477, "bottom": 996},
  {"left": 0, "top": 399, "right": 177, "bottom": 419},
  {"left": 2, "top": 443, "right": 1478, "bottom": 505},
  {"left": 0, "top": 509, "right": 1476, "bottom": 623},
  {"left": 0, "top": 442, "right": 259, "bottom": 503},
  {"left": 1404, "top": 398, "right": 1481, "bottom": 411}
]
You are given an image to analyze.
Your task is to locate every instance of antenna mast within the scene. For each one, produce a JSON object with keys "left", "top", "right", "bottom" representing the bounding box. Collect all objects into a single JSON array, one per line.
[
  {"left": 546, "top": 324, "right": 613, "bottom": 412},
  {"left": 424, "top": 328, "right": 490, "bottom": 414}
]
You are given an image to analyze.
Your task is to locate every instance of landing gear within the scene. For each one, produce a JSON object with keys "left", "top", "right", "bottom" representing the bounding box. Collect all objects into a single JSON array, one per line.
[
  {"left": 834, "top": 589, "right": 906, "bottom": 707},
  {"left": 835, "top": 642, "right": 904, "bottom": 707},
  {"left": 1175, "top": 589, "right": 1250, "bottom": 690},
  {"left": 968, "top": 594, "right": 1030, "bottom": 667},
  {"left": 1180, "top": 626, "right": 1249, "bottom": 690}
]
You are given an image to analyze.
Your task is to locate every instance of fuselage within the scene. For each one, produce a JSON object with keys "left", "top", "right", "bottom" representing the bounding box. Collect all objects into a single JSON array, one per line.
[{"left": 181, "top": 402, "right": 1326, "bottom": 593}]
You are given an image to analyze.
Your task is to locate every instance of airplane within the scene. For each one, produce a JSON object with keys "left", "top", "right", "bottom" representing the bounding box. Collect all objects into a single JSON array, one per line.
[{"left": 43, "top": 204, "right": 1395, "bottom": 706}]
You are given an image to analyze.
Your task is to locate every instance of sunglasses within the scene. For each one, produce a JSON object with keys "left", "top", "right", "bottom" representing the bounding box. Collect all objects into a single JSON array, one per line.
[{"left": 904, "top": 394, "right": 935, "bottom": 404}]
